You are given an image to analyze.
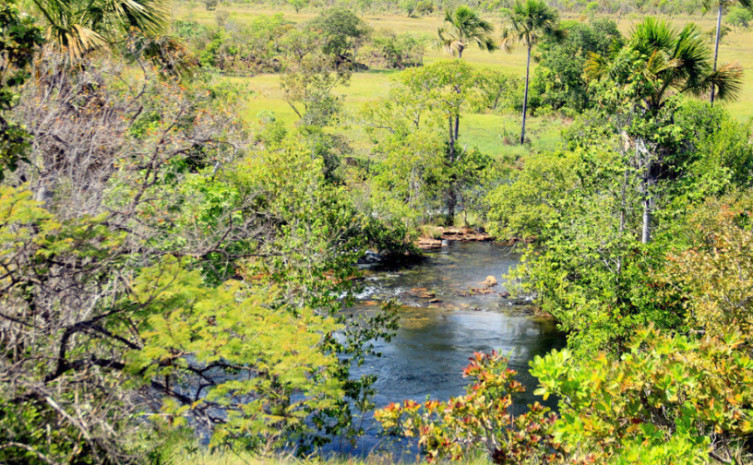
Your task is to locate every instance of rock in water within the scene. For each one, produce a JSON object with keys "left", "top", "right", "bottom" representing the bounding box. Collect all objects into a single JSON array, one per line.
[{"left": 482, "top": 275, "right": 498, "bottom": 287}]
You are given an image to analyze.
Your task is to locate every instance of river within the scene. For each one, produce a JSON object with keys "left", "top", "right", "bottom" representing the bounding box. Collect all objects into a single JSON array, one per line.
[{"left": 331, "top": 241, "right": 566, "bottom": 456}]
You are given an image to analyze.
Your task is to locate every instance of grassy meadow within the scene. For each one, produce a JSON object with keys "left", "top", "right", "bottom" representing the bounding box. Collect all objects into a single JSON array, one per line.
[{"left": 170, "top": 3, "right": 753, "bottom": 162}]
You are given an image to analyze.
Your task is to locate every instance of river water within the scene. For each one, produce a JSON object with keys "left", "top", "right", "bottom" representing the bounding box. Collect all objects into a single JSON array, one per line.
[{"left": 332, "top": 241, "right": 566, "bottom": 456}]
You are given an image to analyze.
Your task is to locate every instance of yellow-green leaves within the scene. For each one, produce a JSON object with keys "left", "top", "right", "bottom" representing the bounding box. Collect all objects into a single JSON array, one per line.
[
  {"left": 531, "top": 326, "right": 753, "bottom": 464},
  {"left": 128, "top": 256, "right": 343, "bottom": 449}
]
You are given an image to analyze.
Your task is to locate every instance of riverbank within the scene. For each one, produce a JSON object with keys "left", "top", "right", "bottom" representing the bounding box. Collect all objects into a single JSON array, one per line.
[{"left": 415, "top": 226, "right": 493, "bottom": 250}]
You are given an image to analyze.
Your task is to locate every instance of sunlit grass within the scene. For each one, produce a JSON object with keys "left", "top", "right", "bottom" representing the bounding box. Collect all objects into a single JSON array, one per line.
[{"left": 175, "top": 4, "right": 753, "bottom": 158}]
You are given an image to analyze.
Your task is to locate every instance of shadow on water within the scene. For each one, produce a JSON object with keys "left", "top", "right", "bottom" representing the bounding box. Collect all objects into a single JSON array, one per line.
[{"left": 326, "top": 242, "right": 566, "bottom": 457}]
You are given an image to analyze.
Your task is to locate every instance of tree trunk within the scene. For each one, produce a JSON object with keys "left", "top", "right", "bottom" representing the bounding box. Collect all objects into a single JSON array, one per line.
[
  {"left": 453, "top": 114, "right": 460, "bottom": 149},
  {"left": 711, "top": 3, "right": 723, "bottom": 105},
  {"left": 448, "top": 116, "right": 455, "bottom": 162},
  {"left": 447, "top": 186, "right": 457, "bottom": 225},
  {"left": 641, "top": 174, "right": 652, "bottom": 244},
  {"left": 521, "top": 44, "right": 531, "bottom": 144},
  {"left": 635, "top": 138, "right": 654, "bottom": 244},
  {"left": 639, "top": 146, "right": 654, "bottom": 245}
]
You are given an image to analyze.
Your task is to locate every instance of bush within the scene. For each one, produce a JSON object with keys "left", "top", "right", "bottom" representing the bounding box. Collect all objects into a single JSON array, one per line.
[
  {"left": 377, "top": 352, "right": 563, "bottom": 465},
  {"left": 362, "top": 31, "right": 424, "bottom": 69},
  {"left": 532, "top": 326, "right": 753, "bottom": 464},
  {"left": 728, "top": 5, "right": 753, "bottom": 29}
]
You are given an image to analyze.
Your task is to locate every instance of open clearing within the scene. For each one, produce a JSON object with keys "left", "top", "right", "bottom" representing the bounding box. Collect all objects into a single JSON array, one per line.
[{"left": 172, "top": 5, "right": 753, "bottom": 158}]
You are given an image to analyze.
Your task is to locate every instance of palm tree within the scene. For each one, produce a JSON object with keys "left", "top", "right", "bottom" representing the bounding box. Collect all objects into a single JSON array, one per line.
[
  {"left": 704, "top": 0, "right": 752, "bottom": 105},
  {"left": 28, "top": 0, "right": 168, "bottom": 58},
  {"left": 586, "top": 18, "right": 742, "bottom": 243},
  {"left": 586, "top": 17, "right": 742, "bottom": 113},
  {"left": 501, "top": 0, "right": 562, "bottom": 144},
  {"left": 438, "top": 6, "right": 496, "bottom": 59}
]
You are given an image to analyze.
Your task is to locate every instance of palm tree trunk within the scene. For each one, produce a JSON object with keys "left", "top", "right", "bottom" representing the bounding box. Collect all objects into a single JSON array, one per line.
[
  {"left": 638, "top": 141, "right": 653, "bottom": 244},
  {"left": 641, "top": 174, "right": 652, "bottom": 244},
  {"left": 520, "top": 44, "right": 531, "bottom": 144},
  {"left": 710, "top": 3, "right": 723, "bottom": 106}
]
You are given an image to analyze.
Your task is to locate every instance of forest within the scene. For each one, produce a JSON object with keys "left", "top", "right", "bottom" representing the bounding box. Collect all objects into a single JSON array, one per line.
[{"left": 2, "top": 0, "right": 753, "bottom": 463}]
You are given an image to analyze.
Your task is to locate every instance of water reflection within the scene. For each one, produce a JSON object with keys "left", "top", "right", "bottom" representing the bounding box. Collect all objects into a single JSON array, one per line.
[{"left": 333, "top": 242, "right": 565, "bottom": 456}]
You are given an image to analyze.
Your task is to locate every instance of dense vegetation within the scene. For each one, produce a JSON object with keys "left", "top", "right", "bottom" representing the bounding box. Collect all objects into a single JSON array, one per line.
[{"left": 2, "top": 0, "right": 753, "bottom": 464}]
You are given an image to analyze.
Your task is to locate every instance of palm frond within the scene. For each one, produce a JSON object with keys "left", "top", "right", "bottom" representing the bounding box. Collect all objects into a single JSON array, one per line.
[
  {"left": 44, "top": 23, "right": 106, "bottom": 59},
  {"left": 630, "top": 17, "right": 674, "bottom": 54},
  {"left": 439, "top": 6, "right": 496, "bottom": 56},
  {"left": 31, "top": 0, "right": 168, "bottom": 58},
  {"left": 704, "top": 61, "right": 743, "bottom": 101},
  {"left": 501, "top": 0, "right": 561, "bottom": 48},
  {"left": 592, "top": 16, "right": 742, "bottom": 110},
  {"left": 584, "top": 51, "right": 609, "bottom": 80}
]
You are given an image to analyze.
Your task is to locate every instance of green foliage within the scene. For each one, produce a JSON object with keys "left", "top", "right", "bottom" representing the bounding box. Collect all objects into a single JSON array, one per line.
[
  {"left": 175, "top": 15, "right": 295, "bottom": 74},
  {"left": 501, "top": 0, "right": 563, "bottom": 143},
  {"left": 128, "top": 257, "right": 344, "bottom": 451},
  {"left": 486, "top": 99, "right": 751, "bottom": 353},
  {"left": 226, "top": 138, "right": 404, "bottom": 439},
  {"left": 281, "top": 61, "right": 348, "bottom": 130},
  {"left": 531, "top": 19, "right": 622, "bottom": 113},
  {"left": 532, "top": 326, "right": 753, "bottom": 464},
  {"left": 587, "top": 18, "right": 742, "bottom": 112},
  {"left": 288, "top": 0, "right": 309, "bottom": 13},
  {"left": 486, "top": 151, "right": 579, "bottom": 239},
  {"left": 663, "top": 192, "right": 753, "bottom": 341},
  {"left": 7, "top": 1, "right": 753, "bottom": 463},
  {"left": 362, "top": 60, "right": 495, "bottom": 224},
  {"left": 728, "top": 5, "right": 753, "bottom": 29},
  {"left": 29, "top": 0, "right": 168, "bottom": 58},
  {"left": 501, "top": 0, "right": 563, "bottom": 50},
  {"left": 673, "top": 101, "right": 753, "bottom": 192},
  {"left": 0, "top": 0, "right": 43, "bottom": 180},
  {"left": 367, "top": 128, "right": 447, "bottom": 228},
  {"left": 308, "top": 8, "right": 370, "bottom": 68},
  {"left": 477, "top": 69, "right": 519, "bottom": 111},
  {"left": 0, "top": 52, "right": 409, "bottom": 462},
  {"left": 361, "top": 30, "right": 424, "bottom": 69},
  {"left": 482, "top": 13, "right": 751, "bottom": 356},
  {"left": 379, "top": 328, "right": 753, "bottom": 464},
  {"left": 438, "top": 6, "right": 496, "bottom": 59},
  {"left": 0, "top": 185, "right": 144, "bottom": 464}
]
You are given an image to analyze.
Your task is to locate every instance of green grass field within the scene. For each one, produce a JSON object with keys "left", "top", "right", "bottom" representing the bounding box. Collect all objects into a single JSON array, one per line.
[{"left": 172, "top": 4, "right": 753, "bottom": 160}]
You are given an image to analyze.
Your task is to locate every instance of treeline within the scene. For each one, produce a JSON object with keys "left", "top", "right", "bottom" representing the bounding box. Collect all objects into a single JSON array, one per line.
[
  {"left": 182, "top": 0, "right": 753, "bottom": 21},
  {"left": 173, "top": 9, "right": 425, "bottom": 74}
]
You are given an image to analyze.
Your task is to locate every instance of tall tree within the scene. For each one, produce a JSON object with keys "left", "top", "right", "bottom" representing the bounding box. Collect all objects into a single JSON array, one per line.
[
  {"left": 308, "top": 8, "right": 370, "bottom": 68},
  {"left": 501, "top": 0, "right": 562, "bottom": 144},
  {"left": 364, "top": 60, "right": 488, "bottom": 224},
  {"left": 587, "top": 18, "right": 742, "bottom": 114},
  {"left": 437, "top": 6, "right": 496, "bottom": 59},
  {"left": 399, "top": 60, "right": 486, "bottom": 223},
  {"left": 586, "top": 17, "right": 743, "bottom": 243},
  {"left": 27, "top": 0, "right": 168, "bottom": 58},
  {"left": 705, "top": 0, "right": 752, "bottom": 105}
]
